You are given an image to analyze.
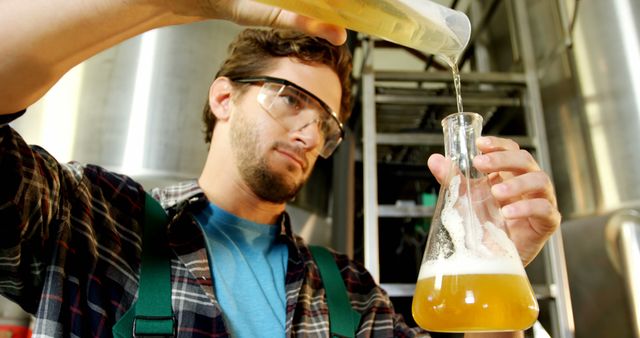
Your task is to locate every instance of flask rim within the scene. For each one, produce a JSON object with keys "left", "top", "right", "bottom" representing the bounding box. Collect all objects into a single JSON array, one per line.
[{"left": 440, "top": 112, "right": 483, "bottom": 128}]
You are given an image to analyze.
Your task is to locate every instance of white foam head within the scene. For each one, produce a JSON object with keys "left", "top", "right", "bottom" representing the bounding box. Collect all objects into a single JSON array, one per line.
[{"left": 418, "top": 254, "right": 526, "bottom": 280}]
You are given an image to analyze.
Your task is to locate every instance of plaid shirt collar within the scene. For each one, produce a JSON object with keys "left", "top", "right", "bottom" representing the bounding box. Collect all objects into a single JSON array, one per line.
[
  {"left": 151, "top": 180, "right": 308, "bottom": 327},
  {"left": 154, "top": 180, "right": 295, "bottom": 239}
]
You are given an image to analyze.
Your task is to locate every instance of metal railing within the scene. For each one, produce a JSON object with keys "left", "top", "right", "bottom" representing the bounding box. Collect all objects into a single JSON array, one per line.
[{"left": 606, "top": 209, "right": 640, "bottom": 338}]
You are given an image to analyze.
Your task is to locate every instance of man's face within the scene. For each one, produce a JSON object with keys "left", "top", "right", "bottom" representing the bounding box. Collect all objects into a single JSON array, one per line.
[{"left": 229, "top": 58, "right": 342, "bottom": 203}]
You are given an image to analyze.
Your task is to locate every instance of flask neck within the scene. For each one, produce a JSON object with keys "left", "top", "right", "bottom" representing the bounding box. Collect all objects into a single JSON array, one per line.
[{"left": 442, "top": 113, "right": 483, "bottom": 177}]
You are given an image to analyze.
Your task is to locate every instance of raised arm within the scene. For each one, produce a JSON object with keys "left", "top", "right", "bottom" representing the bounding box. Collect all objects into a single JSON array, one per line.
[{"left": 0, "top": 0, "right": 346, "bottom": 115}]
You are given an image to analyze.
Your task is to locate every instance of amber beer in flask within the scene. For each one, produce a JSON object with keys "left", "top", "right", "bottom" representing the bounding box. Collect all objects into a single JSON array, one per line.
[
  {"left": 412, "top": 113, "right": 539, "bottom": 332},
  {"left": 412, "top": 258, "right": 539, "bottom": 331}
]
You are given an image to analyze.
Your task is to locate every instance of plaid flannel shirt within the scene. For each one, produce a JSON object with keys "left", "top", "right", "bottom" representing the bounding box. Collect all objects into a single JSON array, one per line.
[{"left": 0, "top": 114, "right": 425, "bottom": 337}]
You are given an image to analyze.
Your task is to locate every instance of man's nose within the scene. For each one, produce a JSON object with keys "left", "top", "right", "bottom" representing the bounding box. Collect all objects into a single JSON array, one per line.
[{"left": 290, "top": 119, "right": 323, "bottom": 151}]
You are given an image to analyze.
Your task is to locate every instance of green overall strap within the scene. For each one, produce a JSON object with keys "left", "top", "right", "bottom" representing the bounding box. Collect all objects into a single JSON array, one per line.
[
  {"left": 309, "top": 246, "right": 362, "bottom": 338},
  {"left": 113, "top": 193, "right": 175, "bottom": 337}
]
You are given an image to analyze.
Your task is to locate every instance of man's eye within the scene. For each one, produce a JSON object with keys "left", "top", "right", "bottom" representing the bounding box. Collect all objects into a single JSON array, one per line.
[
  {"left": 280, "top": 94, "right": 301, "bottom": 108},
  {"left": 319, "top": 120, "right": 334, "bottom": 136}
]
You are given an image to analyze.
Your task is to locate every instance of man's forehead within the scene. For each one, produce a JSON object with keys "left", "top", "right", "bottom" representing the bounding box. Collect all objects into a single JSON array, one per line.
[{"left": 263, "top": 58, "right": 342, "bottom": 113}]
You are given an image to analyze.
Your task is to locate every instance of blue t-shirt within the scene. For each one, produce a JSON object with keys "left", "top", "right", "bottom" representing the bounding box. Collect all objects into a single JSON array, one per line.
[{"left": 195, "top": 202, "right": 288, "bottom": 338}]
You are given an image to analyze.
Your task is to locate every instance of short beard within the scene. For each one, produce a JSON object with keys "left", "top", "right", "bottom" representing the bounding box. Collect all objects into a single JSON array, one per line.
[
  {"left": 230, "top": 110, "right": 307, "bottom": 204},
  {"left": 241, "top": 154, "right": 304, "bottom": 204}
]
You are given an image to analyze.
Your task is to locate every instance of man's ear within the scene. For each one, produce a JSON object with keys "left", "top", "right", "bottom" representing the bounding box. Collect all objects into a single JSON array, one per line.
[{"left": 208, "top": 77, "right": 234, "bottom": 121}]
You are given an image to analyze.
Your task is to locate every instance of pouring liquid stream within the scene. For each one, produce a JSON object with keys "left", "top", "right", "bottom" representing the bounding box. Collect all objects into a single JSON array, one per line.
[
  {"left": 444, "top": 56, "right": 464, "bottom": 114},
  {"left": 449, "top": 57, "right": 474, "bottom": 247}
]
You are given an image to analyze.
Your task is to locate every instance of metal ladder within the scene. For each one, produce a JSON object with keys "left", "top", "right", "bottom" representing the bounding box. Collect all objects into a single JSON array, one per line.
[{"left": 359, "top": 1, "right": 574, "bottom": 337}]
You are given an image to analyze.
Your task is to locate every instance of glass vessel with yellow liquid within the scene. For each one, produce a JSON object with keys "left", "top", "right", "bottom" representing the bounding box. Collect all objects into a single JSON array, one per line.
[
  {"left": 252, "top": 0, "right": 470, "bottom": 59},
  {"left": 412, "top": 112, "right": 539, "bottom": 332}
]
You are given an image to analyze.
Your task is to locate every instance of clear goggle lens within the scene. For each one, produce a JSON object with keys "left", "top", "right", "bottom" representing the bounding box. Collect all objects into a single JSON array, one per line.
[{"left": 256, "top": 82, "right": 343, "bottom": 158}]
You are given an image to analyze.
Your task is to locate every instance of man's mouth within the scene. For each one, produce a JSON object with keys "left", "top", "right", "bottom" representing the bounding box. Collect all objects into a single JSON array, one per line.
[{"left": 275, "top": 148, "right": 307, "bottom": 170}]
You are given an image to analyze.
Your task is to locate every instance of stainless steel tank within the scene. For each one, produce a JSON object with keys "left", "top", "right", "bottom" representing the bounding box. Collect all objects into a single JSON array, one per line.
[
  {"left": 529, "top": 0, "right": 640, "bottom": 337},
  {"left": 11, "top": 21, "right": 243, "bottom": 181},
  {"left": 537, "top": 0, "right": 640, "bottom": 218}
]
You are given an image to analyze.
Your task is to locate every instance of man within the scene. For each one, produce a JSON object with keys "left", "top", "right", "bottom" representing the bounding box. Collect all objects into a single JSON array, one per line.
[{"left": 0, "top": 0, "right": 561, "bottom": 337}]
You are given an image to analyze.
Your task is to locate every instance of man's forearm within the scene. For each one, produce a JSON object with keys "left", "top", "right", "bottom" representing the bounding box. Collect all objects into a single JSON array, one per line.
[{"left": 0, "top": 0, "right": 196, "bottom": 115}]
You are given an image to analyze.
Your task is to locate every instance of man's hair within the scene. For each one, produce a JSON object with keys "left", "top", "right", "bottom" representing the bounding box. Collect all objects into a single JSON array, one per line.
[{"left": 202, "top": 28, "right": 352, "bottom": 144}]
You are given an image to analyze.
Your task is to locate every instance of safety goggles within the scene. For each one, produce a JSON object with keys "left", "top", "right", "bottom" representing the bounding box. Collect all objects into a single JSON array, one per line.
[{"left": 231, "top": 76, "right": 344, "bottom": 158}]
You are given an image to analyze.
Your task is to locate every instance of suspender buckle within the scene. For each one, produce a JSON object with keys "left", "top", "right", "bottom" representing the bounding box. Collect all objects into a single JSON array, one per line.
[{"left": 132, "top": 314, "right": 176, "bottom": 337}]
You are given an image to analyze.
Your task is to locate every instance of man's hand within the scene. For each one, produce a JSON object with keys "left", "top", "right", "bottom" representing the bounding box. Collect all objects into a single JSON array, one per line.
[
  {"left": 427, "top": 135, "right": 561, "bottom": 266},
  {"left": 161, "top": 0, "right": 347, "bottom": 45}
]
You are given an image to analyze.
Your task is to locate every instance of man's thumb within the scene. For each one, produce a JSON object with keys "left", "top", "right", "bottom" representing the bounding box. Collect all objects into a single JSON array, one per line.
[
  {"left": 427, "top": 153, "right": 449, "bottom": 185},
  {"left": 291, "top": 15, "right": 347, "bottom": 45}
]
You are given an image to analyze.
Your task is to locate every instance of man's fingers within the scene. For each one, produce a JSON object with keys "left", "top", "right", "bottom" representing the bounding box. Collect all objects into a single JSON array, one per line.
[
  {"left": 476, "top": 136, "right": 520, "bottom": 153},
  {"left": 227, "top": 2, "right": 347, "bottom": 45},
  {"left": 490, "top": 171, "right": 556, "bottom": 206},
  {"left": 292, "top": 15, "right": 347, "bottom": 45},
  {"left": 473, "top": 149, "right": 540, "bottom": 174},
  {"left": 504, "top": 199, "right": 562, "bottom": 266},
  {"left": 427, "top": 153, "right": 449, "bottom": 184},
  {"left": 254, "top": 5, "right": 347, "bottom": 45},
  {"left": 501, "top": 199, "right": 561, "bottom": 236}
]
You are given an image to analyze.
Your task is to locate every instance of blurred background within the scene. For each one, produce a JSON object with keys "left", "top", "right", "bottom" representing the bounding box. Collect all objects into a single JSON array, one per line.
[{"left": 4, "top": 0, "right": 640, "bottom": 337}]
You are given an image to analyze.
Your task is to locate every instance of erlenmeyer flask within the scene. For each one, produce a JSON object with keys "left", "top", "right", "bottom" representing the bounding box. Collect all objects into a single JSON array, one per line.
[{"left": 412, "top": 112, "right": 539, "bottom": 332}]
